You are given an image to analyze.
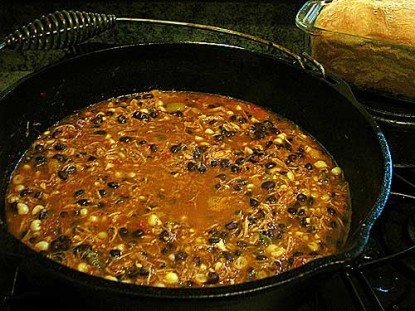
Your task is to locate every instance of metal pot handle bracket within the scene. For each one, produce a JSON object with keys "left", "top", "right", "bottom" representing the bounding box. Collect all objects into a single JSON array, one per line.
[{"left": 0, "top": 10, "right": 326, "bottom": 78}]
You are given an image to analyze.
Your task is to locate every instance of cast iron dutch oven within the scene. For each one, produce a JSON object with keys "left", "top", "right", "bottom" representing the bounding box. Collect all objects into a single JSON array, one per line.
[{"left": 0, "top": 42, "right": 392, "bottom": 310}]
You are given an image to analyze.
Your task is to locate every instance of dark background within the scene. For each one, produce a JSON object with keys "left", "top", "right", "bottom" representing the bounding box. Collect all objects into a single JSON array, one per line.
[{"left": 0, "top": 0, "right": 308, "bottom": 92}]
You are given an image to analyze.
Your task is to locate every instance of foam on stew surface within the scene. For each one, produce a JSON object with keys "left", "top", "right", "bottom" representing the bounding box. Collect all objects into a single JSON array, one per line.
[{"left": 5, "top": 90, "right": 351, "bottom": 287}]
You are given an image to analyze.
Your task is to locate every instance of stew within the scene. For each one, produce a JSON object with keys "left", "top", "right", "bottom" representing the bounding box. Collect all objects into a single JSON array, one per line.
[{"left": 5, "top": 90, "right": 351, "bottom": 287}]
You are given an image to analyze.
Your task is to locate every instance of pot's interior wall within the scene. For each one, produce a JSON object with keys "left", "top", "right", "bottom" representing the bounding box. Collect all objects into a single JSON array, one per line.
[{"left": 0, "top": 44, "right": 387, "bottom": 253}]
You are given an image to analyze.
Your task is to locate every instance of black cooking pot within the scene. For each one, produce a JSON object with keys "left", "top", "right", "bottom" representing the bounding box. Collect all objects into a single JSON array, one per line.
[{"left": 0, "top": 43, "right": 392, "bottom": 311}]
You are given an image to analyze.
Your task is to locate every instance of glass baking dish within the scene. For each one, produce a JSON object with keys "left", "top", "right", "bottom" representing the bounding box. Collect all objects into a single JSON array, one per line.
[{"left": 295, "top": 0, "right": 415, "bottom": 103}]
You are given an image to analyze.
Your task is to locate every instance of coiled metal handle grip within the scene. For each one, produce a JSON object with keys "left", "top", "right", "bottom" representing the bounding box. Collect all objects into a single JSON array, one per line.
[{"left": 1, "top": 10, "right": 116, "bottom": 50}]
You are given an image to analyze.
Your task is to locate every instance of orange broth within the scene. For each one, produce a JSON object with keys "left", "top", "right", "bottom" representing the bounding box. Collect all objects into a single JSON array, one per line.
[{"left": 5, "top": 90, "right": 351, "bottom": 287}]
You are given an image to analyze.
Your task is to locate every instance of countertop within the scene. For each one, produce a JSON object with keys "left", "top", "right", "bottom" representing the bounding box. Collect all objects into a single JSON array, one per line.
[{"left": 0, "top": 0, "right": 308, "bottom": 92}]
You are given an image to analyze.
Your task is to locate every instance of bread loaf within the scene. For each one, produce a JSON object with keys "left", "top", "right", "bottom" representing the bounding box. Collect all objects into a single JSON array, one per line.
[{"left": 311, "top": 0, "right": 415, "bottom": 99}]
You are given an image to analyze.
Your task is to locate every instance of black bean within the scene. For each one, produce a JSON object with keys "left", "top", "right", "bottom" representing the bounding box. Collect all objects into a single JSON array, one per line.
[
  {"left": 330, "top": 221, "right": 337, "bottom": 228},
  {"left": 307, "top": 197, "right": 314, "bottom": 206},
  {"left": 159, "top": 229, "right": 171, "bottom": 242},
  {"left": 175, "top": 251, "right": 188, "bottom": 262},
  {"left": 98, "top": 189, "right": 107, "bottom": 197},
  {"left": 170, "top": 144, "right": 181, "bottom": 153},
  {"left": 225, "top": 221, "right": 239, "bottom": 230},
  {"left": 132, "top": 111, "right": 149, "bottom": 121},
  {"left": 287, "top": 207, "right": 297, "bottom": 215},
  {"left": 197, "top": 145, "right": 208, "bottom": 153},
  {"left": 265, "top": 162, "right": 277, "bottom": 169},
  {"left": 296, "top": 193, "right": 308, "bottom": 203},
  {"left": 35, "top": 156, "right": 47, "bottom": 166},
  {"left": 187, "top": 161, "right": 197, "bottom": 171},
  {"left": 109, "top": 249, "right": 122, "bottom": 257},
  {"left": 256, "top": 255, "right": 268, "bottom": 261},
  {"left": 76, "top": 199, "right": 90, "bottom": 206},
  {"left": 54, "top": 143, "right": 66, "bottom": 151},
  {"left": 214, "top": 183, "right": 221, "bottom": 189},
  {"left": 50, "top": 235, "right": 71, "bottom": 252},
  {"left": 73, "top": 243, "right": 93, "bottom": 258},
  {"left": 132, "top": 229, "right": 145, "bottom": 238},
  {"left": 249, "top": 198, "right": 260, "bottom": 207},
  {"left": 149, "top": 111, "right": 159, "bottom": 118},
  {"left": 230, "top": 165, "right": 241, "bottom": 173},
  {"left": 287, "top": 154, "right": 298, "bottom": 163},
  {"left": 266, "top": 195, "right": 277, "bottom": 204},
  {"left": 97, "top": 202, "right": 106, "bottom": 209},
  {"left": 34, "top": 144, "right": 45, "bottom": 153},
  {"left": 149, "top": 144, "right": 158, "bottom": 152},
  {"left": 298, "top": 209, "right": 306, "bottom": 216},
  {"left": 73, "top": 189, "right": 85, "bottom": 197},
  {"left": 128, "top": 266, "right": 149, "bottom": 278},
  {"left": 270, "top": 126, "right": 281, "bottom": 135},
  {"left": 38, "top": 209, "right": 48, "bottom": 220},
  {"left": 235, "top": 158, "right": 245, "bottom": 166},
  {"left": 119, "top": 227, "right": 129, "bottom": 236},
  {"left": 58, "top": 170, "right": 69, "bottom": 180},
  {"left": 252, "top": 130, "right": 265, "bottom": 140},
  {"left": 206, "top": 272, "right": 220, "bottom": 284},
  {"left": 138, "top": 140, "right": 147, "bottom": 145},
  {"left": 120, "top": 136, "right": 133, "bottom": 143},
  {"left": 208, "top": 237, "right": 221, "bottom": 244},
  {"left": 108, "top": 182, "right": 120, "bottom": 189},
  {"left": 233, "top": 184, "right": 243, "bottom": 191},
  {"left": 117, "top": 115, "right": 127, "bottom": 124},
  {"left": 171, "top": 111, "right": 183, "bottom": 117},
  {"left": 94, "top": 130, "right": 107, "bottom": 135},
  {"left": 88, "top": 156, "right": 97, "bottom": 162},
  {"left": 67, "top": 166, "right": 76, "bottom": 175},
  {"left": 210, "top": 160, "right": 218, "bottom": 167},
  {"left": 237, "top": 241, "right": 248, "bottom": 249},
  {"left": 53, "top": 154, "right": 68, "bottom": 163},
  {"left": 20, "top": 188, "right": 32, "bottom": 197},
  {"left": 305, "top": 163, "right": 313, "bottom": 170},
  {"left": 207, "top": 104, "right": 217, "bottom": 109},
  {"left": 239, "top": 117, "right": 247, "bottom": 124},
  {"left": 222, "top": 251, "right": 235, "bottom": 262},
  {"left": 261, "top": 181, "right": 276, "bottom": 191},
  {"left": 216, "top": 173, "right": 227, "bottom": 181},
  {"left": 265, "top": 141, "right": 273, "bottom": 149},
  {"left": 34, "top": 191, "right": 43, "bottom": 199},
  {"left": 230, "top": 115, "right": 238, "bottom": 121},
  {"left": 214, "top": 134, "right": 224, "bottom": 142},
  {"left": 198, "top": 164, "right": 207, "bottom": 173},
  {"left": 247, "top": 154, "right": 260, "bottom": 163},
  {"left": 247, "top": 267, "right": 256, "bottom": 278},
  {"left": 327, "top": 207, "right": 337, "bottom": 215},
  {"left": 220, "top": 159, "right": 230, "bottom": 168}
]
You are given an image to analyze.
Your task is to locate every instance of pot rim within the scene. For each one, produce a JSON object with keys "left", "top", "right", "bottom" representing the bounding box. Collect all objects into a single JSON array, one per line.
[{"left": 0, "top": 42, "right": 393, "bottom": 299}]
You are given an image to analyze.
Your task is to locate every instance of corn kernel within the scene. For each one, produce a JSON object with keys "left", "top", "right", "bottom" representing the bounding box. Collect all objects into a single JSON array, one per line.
[
  {"left": 12, "top": 175, "right": 24, "bottom": 185},
  {"left": 17, "top": 203, "right": 29, "bottom": 215},
  {"left": 78, "top": 262, "right": 89, "bottom": 272},
  {"left": 308, "top": 242, "right": 319, "bottom": 252},
  {"left": 148, "top": 214, "right": 162, "bottom": 226},
  {"left": 331, "top": 167, "right": 342, "bottom": 176},
  {"left": 164, "top": 272, "right": 179, "bottom": 284},
  {"left": 35, "top": 241, "right": 49, "bottom": 251},
  {"left": 314, "top": 160, "right": 327, "bottom": 168},
  {"left": 30, "top": 220, "right": 42, "bottom": 232}
]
